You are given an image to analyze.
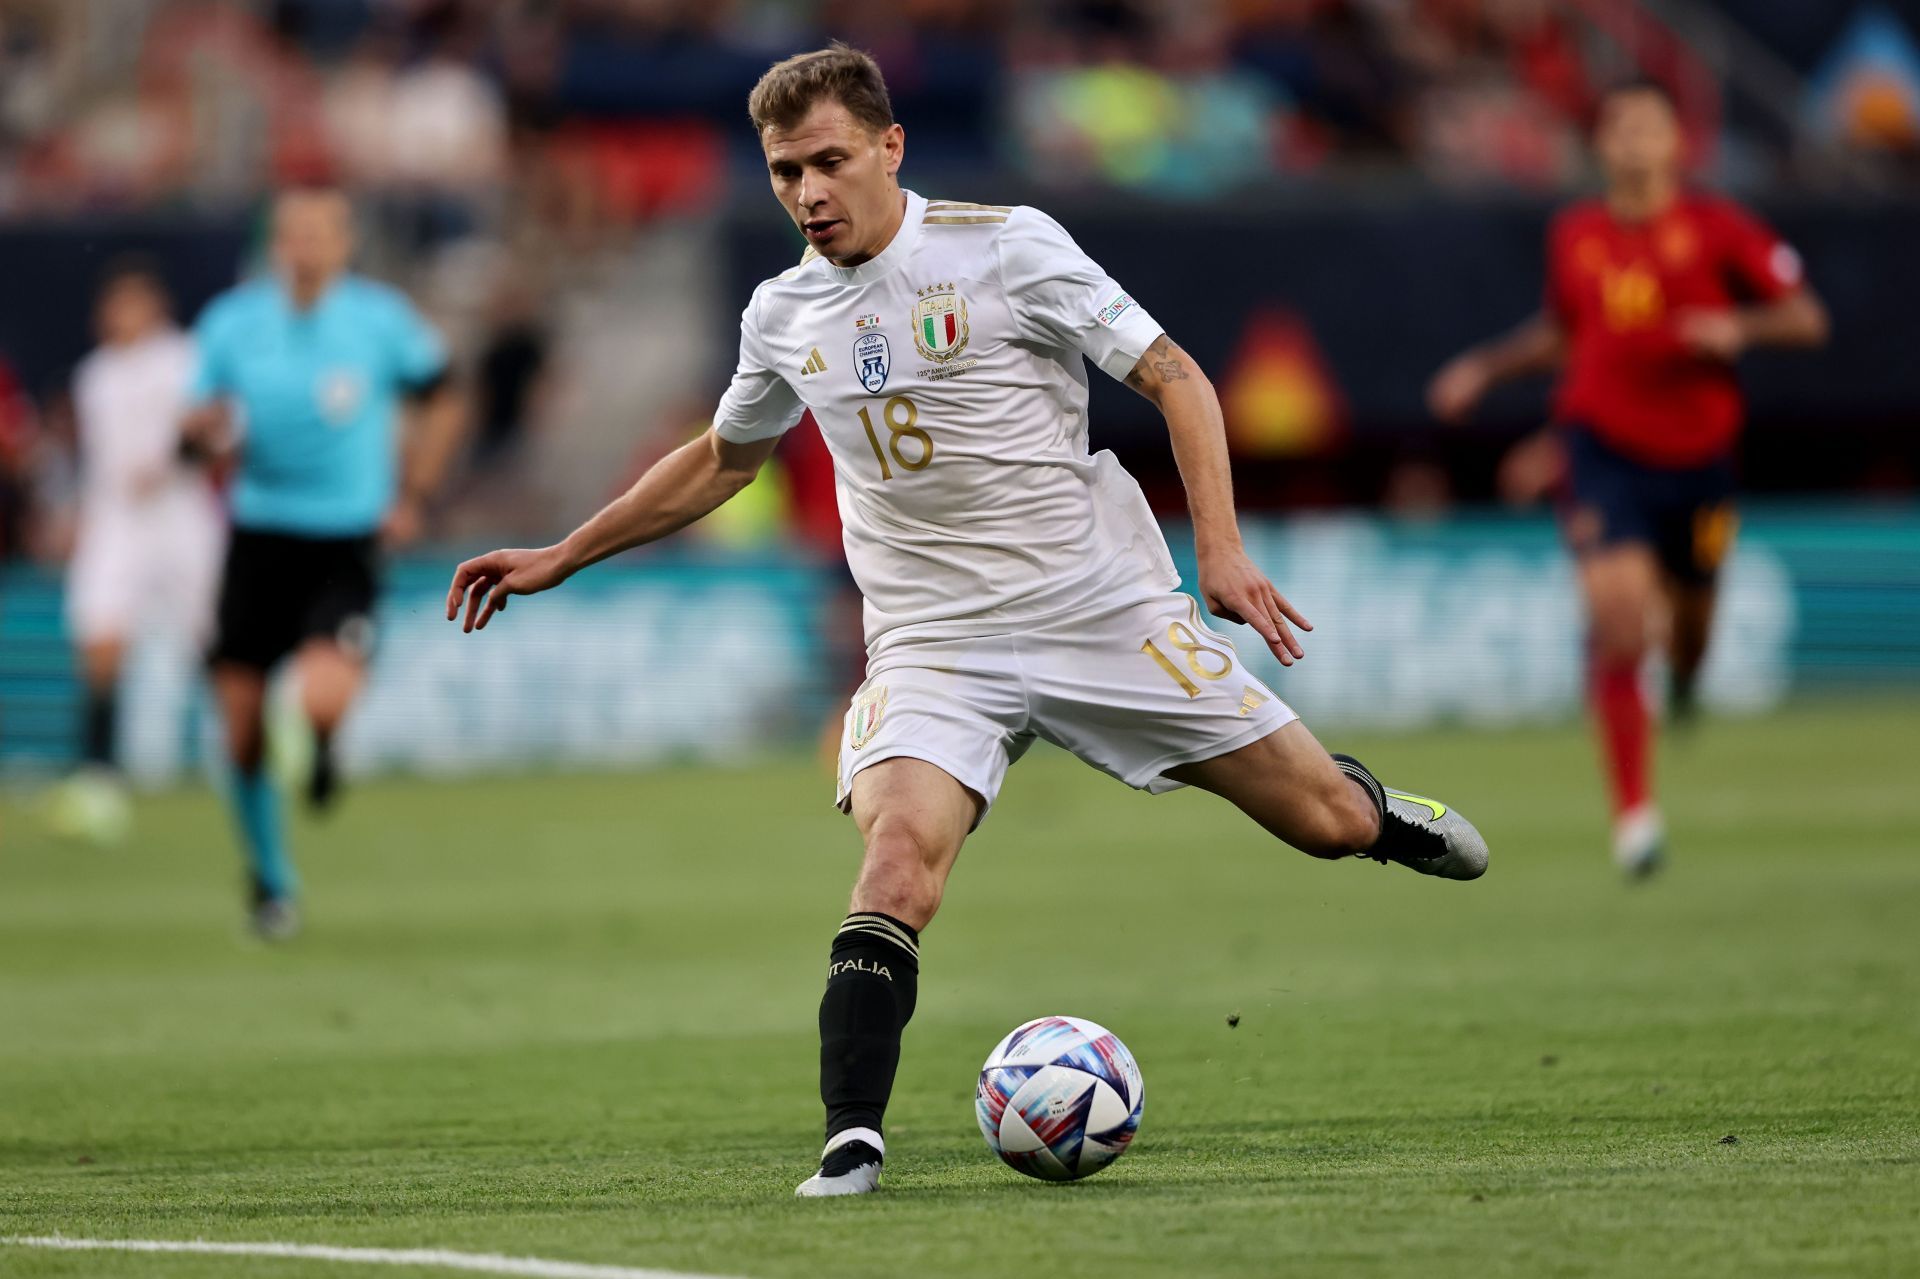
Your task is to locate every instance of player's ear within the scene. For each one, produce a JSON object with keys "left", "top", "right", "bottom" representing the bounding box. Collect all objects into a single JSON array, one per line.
[{"left": 881, "top": 123, "right": 904, "bottom": 177}]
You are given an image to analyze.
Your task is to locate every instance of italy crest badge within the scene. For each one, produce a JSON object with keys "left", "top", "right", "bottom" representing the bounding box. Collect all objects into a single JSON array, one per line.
[
  {"left": 850, "top": 685, "right": 888, "bottom": 751},
  {"left": 911, "top": 283, "right": 970, "bottom": 362}
]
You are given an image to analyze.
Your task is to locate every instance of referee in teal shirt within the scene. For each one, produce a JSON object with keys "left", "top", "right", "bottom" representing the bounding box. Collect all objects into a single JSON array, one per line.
[{"left": 184, "top": 185, "right": 462, "bottom": 939}]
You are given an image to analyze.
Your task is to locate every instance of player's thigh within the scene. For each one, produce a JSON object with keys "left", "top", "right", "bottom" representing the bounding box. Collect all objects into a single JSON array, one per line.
[
  {"left": 1562, "top": 427, "right": 1665, "bottom": 654},
  {"left": 64, "top": 524, "right": 138, "bottom": 648},
  {"left": 1026, "top": 593, "right": 1295, "bottom": 793},
  {"left": 1164, "top": 718, "right": 1375, "bottom": 857}
]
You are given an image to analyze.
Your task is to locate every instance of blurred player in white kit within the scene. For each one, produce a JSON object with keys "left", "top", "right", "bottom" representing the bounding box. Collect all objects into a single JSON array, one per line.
[{"left": 54, "top": 260, "right": 224, "bottom": 840}]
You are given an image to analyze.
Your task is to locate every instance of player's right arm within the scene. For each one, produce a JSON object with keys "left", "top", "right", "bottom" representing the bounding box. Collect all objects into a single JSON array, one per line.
[
  {"left": 446, "top": 428, "right": 778, "bottom": 632},
  {"left": 1428, "top": 211, "right": 1575, "bottom": 423},
  {"left": 449, "top": 287, "right": 800, "bottom": 632},
  {"left": 1426, "top": 312, "right": 1567, "bottom": 424}
]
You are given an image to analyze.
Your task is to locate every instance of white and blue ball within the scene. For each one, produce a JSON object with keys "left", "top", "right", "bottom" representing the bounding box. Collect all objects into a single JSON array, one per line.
[{"left": 976, "top": 1015, "right": 1144, "bottom": 1181}]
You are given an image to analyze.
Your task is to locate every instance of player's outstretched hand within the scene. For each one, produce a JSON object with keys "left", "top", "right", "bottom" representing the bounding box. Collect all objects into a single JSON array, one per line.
[
  {"left": 1426, "top": 354, "right": 1490, "bottom": 423},
  {"left": 446, "top": 545, "right": 573, "bottom": 633},
  {"left": 1199, "top": 547, "right": 1311, "bottom": 666}
]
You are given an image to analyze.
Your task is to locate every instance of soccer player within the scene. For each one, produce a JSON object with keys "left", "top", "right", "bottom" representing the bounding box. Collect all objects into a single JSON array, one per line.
[
  {"left": 1427, "top": 81, "right": 1828, "bottom": 877},
  {"left": 447, "top": 44, "right": 1489, "bottom": 1196},
  {"left": 184, "top": 184, "right": 462, "bottom": 938},
  {"left": 54, "top": 260, "right": 222, "bottom": 841}
]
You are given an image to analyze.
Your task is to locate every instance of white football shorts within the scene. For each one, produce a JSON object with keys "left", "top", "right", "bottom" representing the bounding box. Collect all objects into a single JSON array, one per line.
[
  {"left": 66, "top": 503, "right": 225, "bottom": 646},
  {"left": 835, "top": 591, "right": 1297, "bottom": 820}
]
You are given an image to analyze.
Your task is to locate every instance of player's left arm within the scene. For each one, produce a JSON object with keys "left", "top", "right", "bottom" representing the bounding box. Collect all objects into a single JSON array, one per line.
[
  {"left": 1126, "top": 334, "right": 1310, "bottom": 666},
  {"left": 1676, "top": 211, "right": 1831, "bottom": 361}
]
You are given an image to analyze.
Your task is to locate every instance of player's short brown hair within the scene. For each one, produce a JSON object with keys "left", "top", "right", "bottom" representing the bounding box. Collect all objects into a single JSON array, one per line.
[{"left": 747, "top": 42, "right": 894, "bottom": 136}]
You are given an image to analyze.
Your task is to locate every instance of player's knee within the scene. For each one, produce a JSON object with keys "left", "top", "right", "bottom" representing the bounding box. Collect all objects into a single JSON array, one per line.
[
  {"left": 1587, "top": 590, "right": 1653, "bottom": 663},
  {"left": 853, "top": 821, "right": 946, "bottom": 926},
  {"left": 1591, "top": 617, "right": 1648, "bottom": 665}
]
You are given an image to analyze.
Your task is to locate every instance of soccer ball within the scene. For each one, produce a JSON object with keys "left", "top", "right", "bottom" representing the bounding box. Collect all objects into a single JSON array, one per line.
[{"left": 975, "top": 1015, "right": 1144, "bottom": 1181}]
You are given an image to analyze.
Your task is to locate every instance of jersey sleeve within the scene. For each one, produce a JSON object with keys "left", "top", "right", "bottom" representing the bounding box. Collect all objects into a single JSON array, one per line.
[
  {"left": 712, "top": 290, "right": 805, "bottom": 444},
  {"left": 386, "top": 292, "right": 450, "bottom": 390},
  {"left": 997, "top": 207, "right": 1164, "bottom": 382},
  {"left": 1714, "top": 203, "right": 1803, "bottom": 303}
]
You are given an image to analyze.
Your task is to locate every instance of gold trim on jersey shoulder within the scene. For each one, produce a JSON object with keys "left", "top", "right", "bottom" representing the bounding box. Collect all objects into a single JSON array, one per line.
[
  {"left": 924, "top": 213, "right": 1008, "bottom": 225},
  {"left": 925, "top": 199, "right": 1012, "bottom": 213}
]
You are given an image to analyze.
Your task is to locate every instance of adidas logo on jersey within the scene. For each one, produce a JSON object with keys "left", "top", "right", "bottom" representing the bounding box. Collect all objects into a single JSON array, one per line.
[{"left": 800, "top": 348, "right": 828, "bottom": 376}]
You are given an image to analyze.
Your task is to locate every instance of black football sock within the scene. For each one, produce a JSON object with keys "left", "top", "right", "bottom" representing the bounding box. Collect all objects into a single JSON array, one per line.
[
  {"left": 1331, "top": 753, "right": 1386, "bottom": 836},
  {"left": 307, "top": 729, "right": 338, "bottom": 809},
  {"left": 81, "top": 688, "right": 118, "bottom": 769},
  {"left": 1333, "top": 752, "right": 1448, "bottom": 865},
  {"left": 819, "top": 910, "right": 920, "bottom": 1146},
  {"left": 1669, "top": 665, "right": 1700, "bottom": 725}
]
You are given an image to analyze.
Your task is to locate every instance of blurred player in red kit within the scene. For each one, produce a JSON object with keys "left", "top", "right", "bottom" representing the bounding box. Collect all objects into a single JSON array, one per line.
[{"left": 1428, "top": 81, "right": 1829, "bottom": 877}]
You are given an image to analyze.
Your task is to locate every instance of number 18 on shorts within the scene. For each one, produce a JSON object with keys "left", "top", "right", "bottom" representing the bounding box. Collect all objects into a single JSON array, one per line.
[{"left": 835, "top": 592, "right": 1297, "bottom": 818}]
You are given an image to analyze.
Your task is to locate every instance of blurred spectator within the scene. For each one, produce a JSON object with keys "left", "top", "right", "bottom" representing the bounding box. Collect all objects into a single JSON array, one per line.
[
  {"left": 385, "top": 22, "right": 507, "bottom": 208},
  {"left": 6, "top": 0, "right": 1892, "bottom": 220},
  {"left": 323, "top": 29, "right": 401, "bottom": 189},
  {"left": 1010, "top": 16, "right": 1282, "bottom": 196},
  {"left": 470, "top": 271, "right": 552, "bottom": 475}
]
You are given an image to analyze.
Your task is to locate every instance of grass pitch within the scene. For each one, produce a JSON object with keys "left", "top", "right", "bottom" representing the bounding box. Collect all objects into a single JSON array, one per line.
[{"left": 2, "top": 699, "right": 1917, "bottom": 1278}]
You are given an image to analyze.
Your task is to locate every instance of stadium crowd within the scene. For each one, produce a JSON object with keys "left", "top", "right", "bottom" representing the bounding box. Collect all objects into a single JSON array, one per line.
[
  {"left": 7, "top": 0, "right": 1912, "bottom": 228},
  {"left": 1, "top": 0, "right": 1916, "bottom": 563}
]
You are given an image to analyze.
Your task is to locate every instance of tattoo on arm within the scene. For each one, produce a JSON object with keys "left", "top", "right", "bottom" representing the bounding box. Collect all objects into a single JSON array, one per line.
[{"left": 1128, "top": 335, "right": 1190, "bottom": 391}]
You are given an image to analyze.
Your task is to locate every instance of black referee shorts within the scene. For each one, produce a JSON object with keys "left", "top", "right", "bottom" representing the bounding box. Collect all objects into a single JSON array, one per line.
[{"left": 209, "top": 528, "right": 380, "bottom": 671}]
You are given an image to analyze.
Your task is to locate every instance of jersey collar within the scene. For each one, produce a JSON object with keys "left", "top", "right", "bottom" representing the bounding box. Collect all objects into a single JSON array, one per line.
[
  {"left": 826, "top": 190, "right": 926, "bottom": 287},
  {"left": 272, "top": 273, "right": 349, "bottom": 316}
]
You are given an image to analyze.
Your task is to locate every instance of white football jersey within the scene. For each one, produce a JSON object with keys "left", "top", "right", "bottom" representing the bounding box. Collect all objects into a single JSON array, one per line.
[
  {"left": 713, "top": 190, "right": 1179, "bottom": 652},
  {"left": 72, "top": 329, "right": 205, "bottom": 521}
]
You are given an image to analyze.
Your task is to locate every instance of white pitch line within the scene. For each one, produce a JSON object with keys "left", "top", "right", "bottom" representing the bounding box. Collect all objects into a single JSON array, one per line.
[{"left": 0, "top": 1236, "right": 743, "bottom": 1279}]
